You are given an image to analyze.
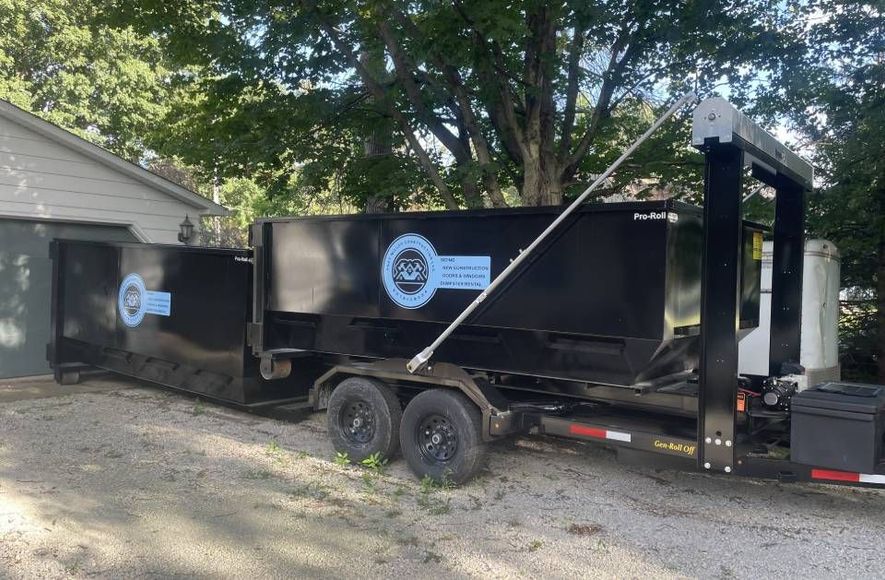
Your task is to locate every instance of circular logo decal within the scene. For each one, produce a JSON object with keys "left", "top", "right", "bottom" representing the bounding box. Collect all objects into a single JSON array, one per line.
[
  {"left": 118, "top": 273, "right": 147, "bottom": 327},
  {"left": 382, "top": 234, "right": 440, "bottom": 309}
]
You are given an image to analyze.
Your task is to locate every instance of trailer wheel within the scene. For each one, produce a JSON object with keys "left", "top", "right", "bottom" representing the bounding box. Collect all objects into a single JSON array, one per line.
[
  {"left": 400, "top": 389, "right": 487, "bottom": 485},
  {"left": 327, "top": 377, "right": 402, "bottom": 463}
]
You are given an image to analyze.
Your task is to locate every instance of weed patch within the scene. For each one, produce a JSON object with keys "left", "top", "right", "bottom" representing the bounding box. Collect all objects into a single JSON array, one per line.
[{"left": 567, "top": 523, "right": 603, "bottom": 537}]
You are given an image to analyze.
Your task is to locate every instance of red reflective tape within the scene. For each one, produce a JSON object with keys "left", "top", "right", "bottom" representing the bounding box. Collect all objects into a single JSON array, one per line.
[
  {"left": 811, "top": 469, "right": 861, "bottom": 483},
  {"left": 569, "top": 424, "right": 607, "bottom": 439}
]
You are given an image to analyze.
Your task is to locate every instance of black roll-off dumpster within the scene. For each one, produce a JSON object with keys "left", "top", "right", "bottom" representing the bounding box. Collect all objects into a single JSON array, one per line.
[{"left": 252, "top": 199, "right": 763, "bottom": 388}]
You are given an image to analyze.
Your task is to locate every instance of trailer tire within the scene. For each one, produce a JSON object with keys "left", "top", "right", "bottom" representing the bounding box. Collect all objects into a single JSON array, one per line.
[
  {"left": 327, "top": 377, "right": 402, "bottom": 463},
  {"left": 400, "top": 389, "right": 487, "bottom": 485}
]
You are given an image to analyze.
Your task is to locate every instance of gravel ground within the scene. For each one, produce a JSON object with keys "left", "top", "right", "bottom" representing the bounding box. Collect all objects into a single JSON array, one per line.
[{"left": 1, "top": 378, "right": 885, "bottom": 579}]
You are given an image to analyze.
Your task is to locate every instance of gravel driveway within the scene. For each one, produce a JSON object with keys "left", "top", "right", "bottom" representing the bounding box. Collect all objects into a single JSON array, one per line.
[{"left": 1, "top": 377, "right": 884, "bottom": 579}]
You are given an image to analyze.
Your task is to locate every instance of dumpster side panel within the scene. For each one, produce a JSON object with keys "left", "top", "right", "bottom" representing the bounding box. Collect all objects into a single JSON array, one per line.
[
  {"left": 267, "top": 204, "right": 673, "bottom": 338},
  {"left": 117, "top": 246, "right": 251, "bottom": 378},
  {"left": 259, "top": 201, "right": 761, "bottom": 388},
  {"left": 50, "top": 240, "right": 313, "bottom": 405},
  {"left": 268, "top": 219, "right": 381, "bottom": 318},
  {"left": 60, "top": 242, "right": 119, "bottom": 348},
  {"left": 262, "top": 202, "right": 692, "bottom": 387}
]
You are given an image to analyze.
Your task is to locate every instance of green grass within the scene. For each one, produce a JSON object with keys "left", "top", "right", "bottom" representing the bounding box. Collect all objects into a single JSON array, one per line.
[
  {"left": 361, "top": 472, "right": 378, "bottom": 493},
  {"left": 290, "top": 482, "right": 330, "bottom": 500},
  {"left": 360, "top": 452, "right": 388, "bottom": 473},
  {"left": 419, "top": 474, "right": 454, "bottom": 493},
  {"left": 243, "top": 469, "right": 273, "bottom": 480},
  {"left": 417, "top": 493, "right": 451, "bottom": 515}
]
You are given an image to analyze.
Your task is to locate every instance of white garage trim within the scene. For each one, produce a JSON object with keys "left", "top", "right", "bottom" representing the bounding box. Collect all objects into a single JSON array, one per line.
[{"left": 0, "top": 211, "right": 152, "bottom": 242}]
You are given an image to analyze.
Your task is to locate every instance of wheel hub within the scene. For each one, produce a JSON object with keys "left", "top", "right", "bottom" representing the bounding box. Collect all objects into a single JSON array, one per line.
[
  {"left": 418, "top": 414, "right": 458, "bottom": 462},
  {"left": 341, "top": 400, "right": 375, "bottom": 444}
]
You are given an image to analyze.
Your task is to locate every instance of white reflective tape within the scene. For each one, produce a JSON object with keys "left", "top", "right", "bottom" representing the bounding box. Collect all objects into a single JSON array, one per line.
[
  {"left": 859, "top": 474, "right": 885, "bottom": 485},
  {"left": 606, "top": 430, "right": 632, "bottom": 443}
]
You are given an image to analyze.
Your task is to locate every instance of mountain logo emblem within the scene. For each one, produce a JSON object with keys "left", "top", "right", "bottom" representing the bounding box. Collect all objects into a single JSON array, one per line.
[
  {"left": 393, "top": 252, "right": 428, "bottom": 295},
  {"left": 117, "top": 273, "right": 148, "bottom": 327},
  {"left": 381, "top": 234, "right": 439, "bottom": 309}
]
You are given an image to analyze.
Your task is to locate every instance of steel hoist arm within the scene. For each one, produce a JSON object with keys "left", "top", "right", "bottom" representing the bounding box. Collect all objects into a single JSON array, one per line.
[{"left": 406, "top": 90, "right": 699, "bottom": 374}]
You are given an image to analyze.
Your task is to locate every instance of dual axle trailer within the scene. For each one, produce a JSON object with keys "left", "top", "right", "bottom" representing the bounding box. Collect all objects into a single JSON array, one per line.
[{"left": 49, "top": 98, "right": 885, "bottom": 486}]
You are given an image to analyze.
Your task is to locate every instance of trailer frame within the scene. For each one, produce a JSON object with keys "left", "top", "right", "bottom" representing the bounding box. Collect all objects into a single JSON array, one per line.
[{"left": 691, "top": 98, "right": 811, "bottom": 475}]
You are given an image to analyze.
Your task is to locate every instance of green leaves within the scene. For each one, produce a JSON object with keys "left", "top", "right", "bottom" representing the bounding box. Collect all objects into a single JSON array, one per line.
[
  {"left": 104, "top": 0, "right": 806, "bottom": 209},
  {"left": 0, "top": 0, "right": 171, "bottom": 159},
  {"left": 754, "top": 0, "right": 884, "bottom": 380}
]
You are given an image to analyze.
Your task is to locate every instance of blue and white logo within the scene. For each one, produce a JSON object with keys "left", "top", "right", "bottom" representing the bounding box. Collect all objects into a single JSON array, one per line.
[
  {"left": 118, "top": 273, "right": 148, "bottom": 327},
  {"left": 381, "top": 234, "right": 492, "bottom": 309},
  {"left": 382, "top": 234, "right": 441, "bottom": 309},
  {"left": 117, "top": 273, "right": 172, "bottom": 328}
]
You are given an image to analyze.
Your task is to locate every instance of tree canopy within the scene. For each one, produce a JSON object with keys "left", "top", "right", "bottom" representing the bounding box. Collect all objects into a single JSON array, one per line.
[
  {"left": 113, "top": 0, "right": 806, "bottom": 209},
  {"left": 0, "top": 0, "right": 172, "bottom": 159},
  {"left": 783, "top": 2, "right": 884, "bottom": 380}
]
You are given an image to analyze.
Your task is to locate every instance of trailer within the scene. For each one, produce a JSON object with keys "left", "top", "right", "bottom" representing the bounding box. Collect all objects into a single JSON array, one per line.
[{"left": 48, "top": 98, "right": 885, "bottom": 487}]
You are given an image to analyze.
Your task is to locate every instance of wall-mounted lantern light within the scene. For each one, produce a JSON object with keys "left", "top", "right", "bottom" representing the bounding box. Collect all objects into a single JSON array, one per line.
[{"left": 178, "top": 215, "right": 195, "bottom": 245}]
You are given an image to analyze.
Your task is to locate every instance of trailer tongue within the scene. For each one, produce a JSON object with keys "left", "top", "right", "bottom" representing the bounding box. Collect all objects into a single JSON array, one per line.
[{"left": 48, "top": 98, "right": 885, "bottom": 487}]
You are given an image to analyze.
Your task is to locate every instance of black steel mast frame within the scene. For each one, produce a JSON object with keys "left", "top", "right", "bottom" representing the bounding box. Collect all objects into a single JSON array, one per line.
[{"left": 691, "top": 98, "right": 814, "bottom": 474}]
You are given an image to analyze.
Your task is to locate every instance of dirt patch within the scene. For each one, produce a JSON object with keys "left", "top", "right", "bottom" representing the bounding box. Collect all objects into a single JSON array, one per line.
[
  {"left": 567, "top": 523, "right": 603, "bottom": 537},
  {"left": 1, "top": 379, "right": 885, "bottom": 578}
]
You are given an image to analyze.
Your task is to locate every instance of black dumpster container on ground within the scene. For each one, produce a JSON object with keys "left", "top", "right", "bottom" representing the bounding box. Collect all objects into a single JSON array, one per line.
[
  {"left": 48, "top": 240, "right": 314, "bottom": 404},
  {"left": 254, "top": 199, "right": 763, "bottom": 388}
]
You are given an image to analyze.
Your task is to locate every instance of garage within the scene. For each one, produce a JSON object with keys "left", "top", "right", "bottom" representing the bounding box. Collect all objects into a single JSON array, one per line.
[
  {"left": 0, "top": 220, "right": 138, "bottom": 378},
  {"left": 0, "top": 99, "right": 227, "bottom": 379}
]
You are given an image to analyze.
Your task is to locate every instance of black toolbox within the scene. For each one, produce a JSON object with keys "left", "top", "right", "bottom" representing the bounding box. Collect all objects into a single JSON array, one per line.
[{"left": 791, "top": 382, "right": 885, "bottom": 473}]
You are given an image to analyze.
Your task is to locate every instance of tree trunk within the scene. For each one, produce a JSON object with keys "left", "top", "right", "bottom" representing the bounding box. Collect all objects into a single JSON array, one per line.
[
  {"left": 362, "top": 111, "right": 395, "bottom": 214},
  {"left": 521, "top": 152, "right": 563, "bottom": 206},
  {"left": 878, "top": 191, "right": 885, "bottom": 383},
  {"left": 361, "top": 48, "right": 395, "bottom": 214}
]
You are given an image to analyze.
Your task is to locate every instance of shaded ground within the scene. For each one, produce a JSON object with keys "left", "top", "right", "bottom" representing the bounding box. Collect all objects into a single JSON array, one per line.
[
  {"left": 1, "top": 378, "right": 884, "bottom": 578},
  {"left": 0, "top": 374, "right": 120, "bottom": 404}
]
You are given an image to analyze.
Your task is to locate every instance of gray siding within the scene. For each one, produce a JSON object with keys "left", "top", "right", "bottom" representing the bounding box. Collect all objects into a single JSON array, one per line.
[
  {"left": 0, "top": 116, "right": 200, "bottom": 243},
  {"left": 0, "top": 219, "right": 137, "bottom": 378}
]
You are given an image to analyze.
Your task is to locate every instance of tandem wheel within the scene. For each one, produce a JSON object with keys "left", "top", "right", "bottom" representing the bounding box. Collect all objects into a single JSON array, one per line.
[
  {"left": 326, "top": 376, "right": 403, "bottom": 462},
  {"left": 400, "top": 388, "right": 488, "bottom": 485}
]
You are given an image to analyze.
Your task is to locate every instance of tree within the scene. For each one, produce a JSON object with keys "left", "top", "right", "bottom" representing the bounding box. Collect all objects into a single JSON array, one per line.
[
  {"left": 801, "top": 2, "right": 884, "bottom": 381},
  {"left": 753, "top": 1, "right": 883, "bottom": 380},
  {"left": 114, "top": 0, "right": 800, "bottom": 209},
  {"left": 0, "top": 0, "right": 174, "bottom": 159}
]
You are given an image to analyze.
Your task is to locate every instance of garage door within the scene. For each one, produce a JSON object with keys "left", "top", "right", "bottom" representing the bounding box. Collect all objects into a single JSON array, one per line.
[{"left": 0, "top": 219, "right": 138, "bottom": 379}]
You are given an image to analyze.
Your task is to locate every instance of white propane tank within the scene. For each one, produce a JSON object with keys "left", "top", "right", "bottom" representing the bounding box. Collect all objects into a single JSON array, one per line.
[{"left": 738, "top": 239, "right": 841, "bottom": 388}]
